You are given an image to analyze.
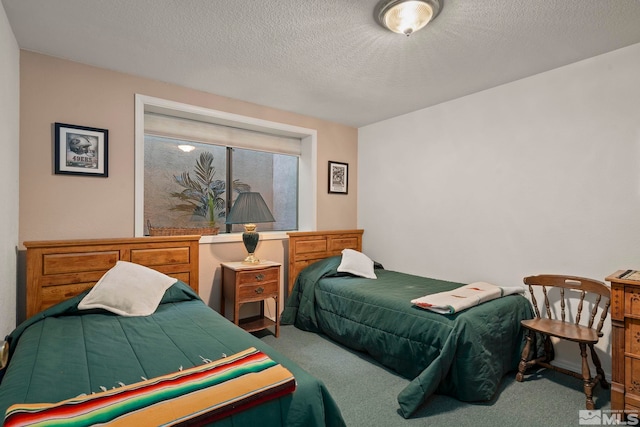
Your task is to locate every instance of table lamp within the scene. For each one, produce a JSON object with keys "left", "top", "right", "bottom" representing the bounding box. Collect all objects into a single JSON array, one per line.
[{"left": 225, "top": 192, "right": 275, "bottom": 264}]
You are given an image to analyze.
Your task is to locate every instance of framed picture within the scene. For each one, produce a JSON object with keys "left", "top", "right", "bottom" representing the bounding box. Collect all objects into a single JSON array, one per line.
[
  {"left": 54, "top": 122, "right": 108, "bottom": 177},
  {"left": 328, "top": 161, "right": 348, "bottom": 194}
]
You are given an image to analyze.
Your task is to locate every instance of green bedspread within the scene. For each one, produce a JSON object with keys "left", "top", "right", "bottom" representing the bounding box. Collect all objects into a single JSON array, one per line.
[
  {"left": 282, "top": 256, "right": 533, "bottom": 418},
  {"left": 0, "top": 281, "right": 345, "bottom": 427}
]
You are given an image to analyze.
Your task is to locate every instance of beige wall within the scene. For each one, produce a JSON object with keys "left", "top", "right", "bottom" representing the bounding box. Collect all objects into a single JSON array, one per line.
[
  {"left": 0, "top": 3, "right": 20, "bottom": 337},
  {"left": 19, "top": 51, "right": 358, "bottom": 315}
]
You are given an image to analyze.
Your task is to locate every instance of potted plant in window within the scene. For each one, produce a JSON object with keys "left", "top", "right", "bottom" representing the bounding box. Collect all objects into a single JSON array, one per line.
[{"left": 147, "top": 151, "right": 249, "bottom": 236}]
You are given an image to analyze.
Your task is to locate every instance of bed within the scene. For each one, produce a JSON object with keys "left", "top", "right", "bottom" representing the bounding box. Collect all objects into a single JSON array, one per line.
[
  {"left": 0, "top": 236, "right": 345, "bottom": 427},
  {"left": 282, "top": 230, "right": 534, "bottom": 418}
]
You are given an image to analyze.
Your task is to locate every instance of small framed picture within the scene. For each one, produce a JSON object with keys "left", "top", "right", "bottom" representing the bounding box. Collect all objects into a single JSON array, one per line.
[
  {"left": 54, "top": 123, "right": 108, "bottom": 177},
  {"left": 328, "top": 161, "right": 348, "bottom": 194}
]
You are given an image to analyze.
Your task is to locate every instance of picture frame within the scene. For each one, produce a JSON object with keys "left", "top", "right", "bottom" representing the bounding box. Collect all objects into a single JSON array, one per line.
[
  {"left": 54, "top": 122, "right": 108, "bottom": 177},
  {"left": 328, "top": 161, "right": 348, "bottom": 194}
]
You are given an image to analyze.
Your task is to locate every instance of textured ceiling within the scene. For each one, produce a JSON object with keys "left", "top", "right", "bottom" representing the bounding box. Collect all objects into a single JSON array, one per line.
[{"left": 3, "top": 0, "right": 640, "bottom": 127}]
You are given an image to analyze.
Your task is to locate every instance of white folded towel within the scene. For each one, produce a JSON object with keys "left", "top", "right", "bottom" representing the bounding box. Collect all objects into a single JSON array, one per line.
[{"left": 411, "top": 282, "right": 524, "bottom": 314}]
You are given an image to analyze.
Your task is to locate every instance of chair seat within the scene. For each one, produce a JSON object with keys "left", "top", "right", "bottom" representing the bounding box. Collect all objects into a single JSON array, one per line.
[{"left": 521, "top": 318, "right": 599, "bottom": 344}]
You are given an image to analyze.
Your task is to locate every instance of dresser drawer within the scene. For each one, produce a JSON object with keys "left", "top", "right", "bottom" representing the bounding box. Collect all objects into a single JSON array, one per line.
[
  {"left": 626, "top": 287, "right": 640, "bottom": 317},
  {"left": 625, "top": 357, "right": 640, "bottom": 405},
  {"left": 237, "top": 268, "right": 279, "bottom": 286},
  {"left": 626, "top": 318, "right": 640, "bottom": 357},
  {"left": 626, "top": 405, "right": 640, "bottom": 418},
  {"left": 238, "top": 280, "right": 278, "bottom": 301}
]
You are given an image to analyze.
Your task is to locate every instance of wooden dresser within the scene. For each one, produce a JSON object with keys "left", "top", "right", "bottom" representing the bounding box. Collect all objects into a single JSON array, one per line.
[{"left": 607, "top": 270, "right": 640, "bottom": 416}]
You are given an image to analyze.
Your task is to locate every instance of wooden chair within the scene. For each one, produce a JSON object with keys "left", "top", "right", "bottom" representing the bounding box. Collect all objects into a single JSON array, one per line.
[{"left": 515, "top": 274, "right": 610, "bottom": 409}]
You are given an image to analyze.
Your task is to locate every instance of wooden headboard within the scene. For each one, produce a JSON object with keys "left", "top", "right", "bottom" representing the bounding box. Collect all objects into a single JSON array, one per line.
[
  {"left": 286, "top": 229, "right": 363, "bottom": 294},
  {"left": 24, "top": 236, "right": 200, "bottom": 318}
]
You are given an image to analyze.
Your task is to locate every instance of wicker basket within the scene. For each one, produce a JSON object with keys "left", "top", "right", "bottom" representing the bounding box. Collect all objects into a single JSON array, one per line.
[{"left": 147, "top": 221, "right": 219, "bottom": 236}]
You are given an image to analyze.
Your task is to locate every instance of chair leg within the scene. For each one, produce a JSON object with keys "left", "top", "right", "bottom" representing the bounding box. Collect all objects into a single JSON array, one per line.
[
  {"left": 543, "top": 334, "right": 554, "bottom": 362},
  {"left": 580, "top": 343, "right": 595, "bottom": 410},
  {"left": 516, "top": 332, "right": 533, "bottom": 382},
  {"left": 589, "top": 344, "right": 609, "bottom": 390}
]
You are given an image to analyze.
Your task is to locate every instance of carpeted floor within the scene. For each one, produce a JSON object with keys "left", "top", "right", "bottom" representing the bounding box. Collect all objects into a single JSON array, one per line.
[{"left": 259, "top": 325, "right": 611, "bottom": 427}]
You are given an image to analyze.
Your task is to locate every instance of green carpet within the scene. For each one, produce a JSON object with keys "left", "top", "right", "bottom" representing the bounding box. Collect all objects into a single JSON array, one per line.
[{"left": 260, "top": 325, "right": 610, "bottom": 427}]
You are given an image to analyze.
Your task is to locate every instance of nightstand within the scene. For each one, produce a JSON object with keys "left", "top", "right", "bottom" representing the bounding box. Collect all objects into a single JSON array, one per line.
[{"left": 220, "top": 261, "right": 281, "bottom": 337}]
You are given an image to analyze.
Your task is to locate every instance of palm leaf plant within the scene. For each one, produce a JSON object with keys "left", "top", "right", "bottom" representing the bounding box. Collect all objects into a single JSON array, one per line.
[{"left": 170, "top": 151, "right": 249, "bottom": 227}]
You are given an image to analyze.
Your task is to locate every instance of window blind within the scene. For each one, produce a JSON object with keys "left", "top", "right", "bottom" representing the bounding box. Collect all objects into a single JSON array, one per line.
[{"left": 144, "top": 112, "right": 301, "bottom": 156}]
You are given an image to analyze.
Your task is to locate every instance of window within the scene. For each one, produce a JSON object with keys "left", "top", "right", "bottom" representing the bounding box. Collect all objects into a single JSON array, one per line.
[
  {"left": 143, "top": 135, "right": 298, "bottom": 233},
  {"left": 134, "top": 95, "right": 317, "bottom": 241},
  {"left": 227, "top": 147, "right": 298, "bottom": 233}
]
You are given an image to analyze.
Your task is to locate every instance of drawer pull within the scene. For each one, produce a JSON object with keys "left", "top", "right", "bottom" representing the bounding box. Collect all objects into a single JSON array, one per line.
[
  {"left": 255, "top": 273, "right": 265, "bottom": 281},
  {"left": 255, "top": 286, "right": 264, "bottom": 294}
]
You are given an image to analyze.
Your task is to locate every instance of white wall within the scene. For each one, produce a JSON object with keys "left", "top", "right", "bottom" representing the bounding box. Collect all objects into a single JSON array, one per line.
[
  {"left": 0, "top": 3, "right": 20, "bottom": 337},
  {"left": 358, "top": 42, "right": 640, "bottom": 377}
]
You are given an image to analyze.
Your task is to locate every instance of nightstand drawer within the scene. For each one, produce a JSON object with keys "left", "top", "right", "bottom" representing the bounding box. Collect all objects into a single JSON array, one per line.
[
  {"left": 238, "top": 280, "right": 278, "bottom": 301},
  {"left": 237, "top": 268, "right": 279, "bottom": 286}
]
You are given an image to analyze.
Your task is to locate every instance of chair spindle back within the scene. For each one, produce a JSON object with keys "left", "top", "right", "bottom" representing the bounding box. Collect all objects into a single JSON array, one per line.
[{"left": 524, "top": 275, "right": 610, "bottom": 336}]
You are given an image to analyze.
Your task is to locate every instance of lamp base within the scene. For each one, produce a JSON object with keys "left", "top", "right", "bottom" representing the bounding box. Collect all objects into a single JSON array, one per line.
[
  {"left": 241, "top": 225, "right": 261, "bottom": 264},
  {"left": 242, "top": 253, "right": 260, "bottom": 264}
]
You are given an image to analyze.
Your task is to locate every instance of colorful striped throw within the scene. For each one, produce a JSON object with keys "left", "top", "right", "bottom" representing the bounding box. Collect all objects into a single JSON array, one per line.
[{"left": 4, "top": 347, "right": 296, "bottom": 426}]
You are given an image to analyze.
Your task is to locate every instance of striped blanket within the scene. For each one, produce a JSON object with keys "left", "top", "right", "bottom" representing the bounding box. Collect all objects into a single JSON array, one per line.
[{"left": 4, "top": 347, "right": 296, "bottom": 427}]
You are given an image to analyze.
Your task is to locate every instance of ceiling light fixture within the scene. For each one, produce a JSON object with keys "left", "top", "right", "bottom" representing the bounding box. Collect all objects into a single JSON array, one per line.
[
  {"left": 178, "top": 144, "right": 195, "bottom": 152},
  {"left": 375, "top": 0, "right": 441, "bottom": 36}
]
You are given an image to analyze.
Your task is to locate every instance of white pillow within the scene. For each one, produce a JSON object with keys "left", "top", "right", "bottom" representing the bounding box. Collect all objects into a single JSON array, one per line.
[
  {"left": 78, "top": 261, "right": 177, "bottom": 316},
  {"left": 337, "top": 249, "right": 377, "bottom": 279}
]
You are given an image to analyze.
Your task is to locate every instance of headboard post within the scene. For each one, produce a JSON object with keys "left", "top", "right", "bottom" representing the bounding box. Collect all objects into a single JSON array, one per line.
[
  {"left": 24, "top": 236, "right": 200, "bottom": 318},
  {"left": 286, "top": 229, "right": 363, "bottom": 294}
]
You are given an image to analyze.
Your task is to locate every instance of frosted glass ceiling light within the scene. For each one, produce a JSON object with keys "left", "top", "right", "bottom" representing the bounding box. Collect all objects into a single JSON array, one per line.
[{"left": 375, "top": 0, "right": 441, "bottom": 36}]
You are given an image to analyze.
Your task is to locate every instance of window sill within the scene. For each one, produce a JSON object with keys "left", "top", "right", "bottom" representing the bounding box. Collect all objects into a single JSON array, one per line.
[{"left": 199, "top": 231, "right": 290, "bottom": 244}]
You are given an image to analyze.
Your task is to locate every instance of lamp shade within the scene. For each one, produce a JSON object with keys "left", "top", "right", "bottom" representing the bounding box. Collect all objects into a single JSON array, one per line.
[
  {"left": 226, "top": 192, "right": 275, "bottom": 264},
  {"left": 226, "top": 192, "right": 275, "bottom": 225}
]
